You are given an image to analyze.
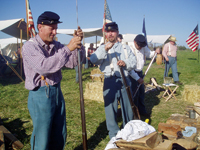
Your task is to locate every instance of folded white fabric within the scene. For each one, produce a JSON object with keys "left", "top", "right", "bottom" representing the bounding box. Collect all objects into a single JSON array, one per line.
[
  {"left": 182, "top": 126, "right": 197, "bottom": 137},
  {"left": 104, "top": 120, "right": 156, "bottom": 150},
  {"left": 116, "top": 120, "right": 156, "bottom": 141},
  {"left": 104, "top": 137, "right": 118, "bottom": 150}
]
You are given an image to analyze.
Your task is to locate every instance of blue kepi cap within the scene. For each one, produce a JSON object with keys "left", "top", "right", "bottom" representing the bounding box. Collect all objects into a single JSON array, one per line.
[
  {"left": 134, "top": 34, "right": 147, "bottom": 47},
  {"left": 105, "top": 22, "right": 118, "bottom": 31},
  {"left": 37, "top": 11, "right": 62, "bottom": 25}
]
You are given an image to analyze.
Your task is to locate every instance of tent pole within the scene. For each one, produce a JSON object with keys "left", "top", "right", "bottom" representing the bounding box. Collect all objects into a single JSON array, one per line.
[
  {"left": 25, "top": 0, "right": 29, "bottom": 40},
  {"left": 96, "top": 36, "right": 97, "bottom": 49},
  {"left": 20, "top": 29, "right": 22, "bottom": 76}
]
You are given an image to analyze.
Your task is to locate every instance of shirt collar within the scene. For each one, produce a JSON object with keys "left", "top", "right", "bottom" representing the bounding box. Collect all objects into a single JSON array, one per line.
[{"left": 35, "top": 34, "right": 55, "bottom": 51}]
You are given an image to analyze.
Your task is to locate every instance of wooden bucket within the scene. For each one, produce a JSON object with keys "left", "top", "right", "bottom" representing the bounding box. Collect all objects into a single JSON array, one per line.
[{"left": 156, "top": 54, "right": 162, "bottom": 65}]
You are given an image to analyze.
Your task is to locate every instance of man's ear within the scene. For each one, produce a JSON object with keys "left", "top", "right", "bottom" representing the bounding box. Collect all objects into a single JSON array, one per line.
[{"left": 37, "top": 24, "right": 42, "bottom": 32}]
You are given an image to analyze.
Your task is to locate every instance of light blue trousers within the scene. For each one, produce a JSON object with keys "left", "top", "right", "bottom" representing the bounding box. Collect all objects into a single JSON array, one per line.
[
  {"left": 164, "top": 56, "right": 179, "bottom": 82},
  {"left": 28, "top": 83, "right": 67, "bottom": 150},
  {"left": 103, "top": 76, "right": 133, "bottom": 139}
]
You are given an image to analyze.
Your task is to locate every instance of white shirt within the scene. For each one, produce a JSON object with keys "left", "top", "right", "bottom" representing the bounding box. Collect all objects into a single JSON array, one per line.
[{"left": 129, "top": 43, "right": 155, "bottom": 81}]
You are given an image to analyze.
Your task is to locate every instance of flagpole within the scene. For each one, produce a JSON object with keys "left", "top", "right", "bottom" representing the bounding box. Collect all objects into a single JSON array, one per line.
[
  {"left": 198, "top": 23, "right": 199, "bottom": 63},
  {"left": 103, "top": 0, "right": 106, "bottom": 44},
  {"left": 25, "top": 0, "right": 29, "bottom": 40}
]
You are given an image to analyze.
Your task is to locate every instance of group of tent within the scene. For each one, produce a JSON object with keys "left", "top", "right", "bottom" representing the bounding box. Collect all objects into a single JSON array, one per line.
[{"left": 0, "top": 18, "right": 172, "bottom": 76}]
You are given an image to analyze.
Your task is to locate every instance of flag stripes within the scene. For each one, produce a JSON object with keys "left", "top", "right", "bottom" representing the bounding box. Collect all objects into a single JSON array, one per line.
[
  {"left": 186, "top": 25, "right": 199, "bottom": 52},
  {"left": 26, "top": 0, "right": 36, "bottom": 38}
]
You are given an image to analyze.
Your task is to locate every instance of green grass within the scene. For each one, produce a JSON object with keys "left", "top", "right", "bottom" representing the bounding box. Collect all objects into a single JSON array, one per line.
[{"left": 0, "top": 49, "right": 199, "bottom": 149}]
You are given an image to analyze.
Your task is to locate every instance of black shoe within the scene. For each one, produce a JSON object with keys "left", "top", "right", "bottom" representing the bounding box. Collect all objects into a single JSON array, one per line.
[{"left": 174, "top": 81, "right": 183, "bottom": 85}]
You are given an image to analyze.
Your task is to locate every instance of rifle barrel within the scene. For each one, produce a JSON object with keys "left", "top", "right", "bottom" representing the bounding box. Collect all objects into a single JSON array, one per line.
[{"left": 78, "top": 49, "right": 87, "bottom": 150}]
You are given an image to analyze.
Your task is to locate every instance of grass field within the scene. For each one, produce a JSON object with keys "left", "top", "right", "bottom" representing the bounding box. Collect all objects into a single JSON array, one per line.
[{"left": 0, "top": 49, "right": 199, "bottom": 149}]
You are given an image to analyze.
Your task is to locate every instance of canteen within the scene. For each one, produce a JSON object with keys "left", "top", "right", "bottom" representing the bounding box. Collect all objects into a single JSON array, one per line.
[{"left": 156, "top": 54, "right": 162, "bottom": 65}]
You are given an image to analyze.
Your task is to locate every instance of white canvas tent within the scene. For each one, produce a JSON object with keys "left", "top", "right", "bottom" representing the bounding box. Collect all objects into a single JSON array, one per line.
[
  {"left": 57, "top": 28, "right": 171, "bottom": 55},
  {"left": 99, "top": 33, "right": 171, "bottom": 48},
  {"left": 57, "top": 28, "right": 103, "bottom": 38},
  {"left": 0, "top": 37, "right": 26, "bottom": 59},
  {"left": 57, "top": 27, "right": 103, "bottom": 56},
  {"left": 0, "top": 18, "right": 27, "bottom": 40},
  {"left": 122, "top": 34, "right": 171, "bottom": 44}
]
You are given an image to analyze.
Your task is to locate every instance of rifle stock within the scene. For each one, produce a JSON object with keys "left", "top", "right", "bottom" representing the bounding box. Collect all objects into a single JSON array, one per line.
[{"left": 114, "top": 52, "right": 140, "bottom": 120}]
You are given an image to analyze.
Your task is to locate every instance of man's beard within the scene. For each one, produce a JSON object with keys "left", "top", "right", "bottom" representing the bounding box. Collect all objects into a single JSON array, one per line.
[{"left": 108, "top": 36, "right": 116, "bottom": 43}]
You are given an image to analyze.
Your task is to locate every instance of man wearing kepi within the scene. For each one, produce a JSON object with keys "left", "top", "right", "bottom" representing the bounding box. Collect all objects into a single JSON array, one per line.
[
  {"left": 162, "top": 36, "right": 182, "bottom": 85},
  {"left": 129, "top": 34, "right": 160, "bottom": 117},
  {"left": 22, "top": 11, "right": 85, "bottom": 150},
  {"left": 90, "top": 22, "right": 137, "bottom": 139}
]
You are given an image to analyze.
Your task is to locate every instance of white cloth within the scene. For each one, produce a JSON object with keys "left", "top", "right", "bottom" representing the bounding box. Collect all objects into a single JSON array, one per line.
[
  {"left": 182, "top": 126, "right": 197, "bottom": 137},
  {"left": 104, "top": 120, "right": 156, "bottom": 150},
  {"left": 116, "top": 120, "right": 156, "bottom": 141},
  {"left": 129, "top": 44, "right": 155, "bottom": 81},
  {"left": 104, "top": 137, "right": 118, "bottom": 150}
]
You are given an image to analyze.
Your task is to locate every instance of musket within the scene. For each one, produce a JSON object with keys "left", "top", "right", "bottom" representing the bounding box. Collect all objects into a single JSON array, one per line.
[
  {"left": 132, "top": 52, "right": 157, "bottom": 99},
  {"left": 76, "top": 1, "right": 87, "bottom": 149},
  {"left": 114, "top": 52, "right": 140, "bottom": 120}
]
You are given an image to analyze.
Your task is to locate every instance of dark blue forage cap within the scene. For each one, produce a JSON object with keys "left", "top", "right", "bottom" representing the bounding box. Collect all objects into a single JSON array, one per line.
[
  {"left": 37, "top": 11, "right": 62, "bottom": 25},
  {"left": 118, "top": 34, "right": 123, "bottom": 39},
  {"left": 105, "top": 22, "right": 118, "bottom": 31},
  {"left": 134, "top": 34, "right": 147, "bottom": 47}
]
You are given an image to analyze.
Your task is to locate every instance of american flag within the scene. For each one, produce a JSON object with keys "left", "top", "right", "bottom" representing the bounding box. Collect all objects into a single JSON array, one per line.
[
  {"left": 186, "top": 25, "right": 199, "bottom": 52},
  {"left": 102, "top": 0, "right": 112, "bottom": 33},
  {"left": 26, "top": 0, "right": 36, "bottom": 38}
]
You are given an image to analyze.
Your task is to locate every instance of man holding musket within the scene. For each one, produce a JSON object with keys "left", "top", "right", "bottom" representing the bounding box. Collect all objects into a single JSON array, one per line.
[
  {"left": 22, "top": 11, "right": 85, "bottom": 150},
  {"left": 90, "top": 22, "right": 137, "bottom": 139}
]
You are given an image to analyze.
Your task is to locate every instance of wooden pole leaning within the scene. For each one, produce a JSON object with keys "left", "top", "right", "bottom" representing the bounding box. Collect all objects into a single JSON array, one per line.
[
  {"left": 0, "top": 54, "right": 24, "bottom": 82},
  {"left": 17, "top": 18, "right": 25, "bottom": 77}
]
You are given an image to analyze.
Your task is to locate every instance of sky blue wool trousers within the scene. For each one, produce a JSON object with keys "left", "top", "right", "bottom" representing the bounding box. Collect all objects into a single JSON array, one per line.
[
  {"left": 103, "top": 76, "right": 134, "bottom": 139},
  {"left": 164, "top": 56, "right": 179, "bottom": 82},
  {"left": 28, "top": 83, "right": 67, "bottom": 150}
]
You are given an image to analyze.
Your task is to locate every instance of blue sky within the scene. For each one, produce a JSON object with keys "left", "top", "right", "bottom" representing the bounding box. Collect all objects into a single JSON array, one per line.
[{"left": 0, "top": 0, "right": 199, "bottom": 47}]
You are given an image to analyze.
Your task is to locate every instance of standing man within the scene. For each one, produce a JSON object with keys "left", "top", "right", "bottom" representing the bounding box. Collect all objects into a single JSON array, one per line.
[
  {"left": 90, "top": 22, "right": 137, "bottom": 139},
  {"left": 129, "top": 34, "right": 160, "bottom": 117},
  {"left": 162, "top": 36, "right": 182, "bottom": 85},
  {"left": 22, "top": 11, "right": 85, "bottom": 150}
]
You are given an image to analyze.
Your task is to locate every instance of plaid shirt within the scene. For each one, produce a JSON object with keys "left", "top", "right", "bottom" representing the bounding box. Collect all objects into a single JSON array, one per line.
[{"left": 22, "top": 34, "right": 85, "bottom": 90}]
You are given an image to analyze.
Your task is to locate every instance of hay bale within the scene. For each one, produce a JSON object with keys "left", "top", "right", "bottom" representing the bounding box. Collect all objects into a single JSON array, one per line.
[
  {"left": 90, "top": 68, "right": 104, "bottom": 82},
  {"left": 182, "top": 84, "right": 200, "bottom": 103},
  {"left": 91, "top": 68, "right": 103, "bottom": 75},
  {"left": 84, "top": 82, "right": 104, "bottom": 102}
]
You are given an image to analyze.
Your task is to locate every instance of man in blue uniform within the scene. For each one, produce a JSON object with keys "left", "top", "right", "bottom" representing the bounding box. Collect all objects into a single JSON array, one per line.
[{"left": 90, "top": 22, "right": 137, "bottom": 139}]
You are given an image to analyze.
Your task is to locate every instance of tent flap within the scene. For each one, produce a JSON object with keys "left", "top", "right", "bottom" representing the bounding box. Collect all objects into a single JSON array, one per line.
[{"left": 0, "top": 18, "right": 27, "bottom": 40}]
